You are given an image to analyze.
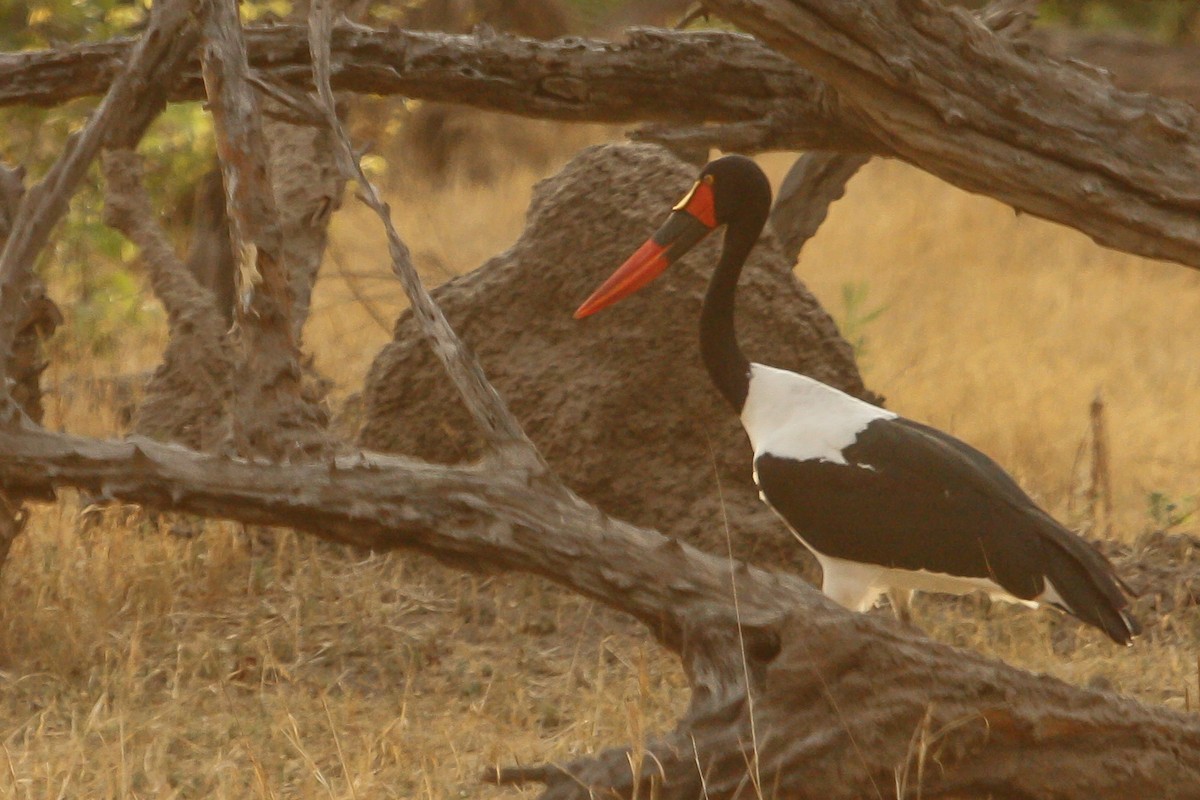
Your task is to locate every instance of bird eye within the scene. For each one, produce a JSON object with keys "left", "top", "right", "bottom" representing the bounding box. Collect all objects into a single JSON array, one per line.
[{"left": 703, "top": 174, "right": 715, "bottom": 185}]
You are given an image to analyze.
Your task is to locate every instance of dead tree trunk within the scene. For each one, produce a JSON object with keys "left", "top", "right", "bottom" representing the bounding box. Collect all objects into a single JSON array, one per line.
[
  {"left": 200, "top": 0, "right": 331, "bottom": 459},
  {"left": 0, "top": 0, "right": 198, "bottom": 407},
  {"left": 99, "top": 1, "right": 345, "bottom": 456},
  {"left": 1032, "top": 27, "right": 1200, "bottom": 108},
  {"left": 769, "top": 152, "right": 872, "bottom": 264},
  {"left": 0, "top": 0, "right": 194, "bottom": 568},
  {"left": 704, "top": 0, "right": 1200, "bottom": 268}
]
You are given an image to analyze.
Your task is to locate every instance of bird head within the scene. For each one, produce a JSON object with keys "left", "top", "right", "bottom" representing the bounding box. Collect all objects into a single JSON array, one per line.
[{"left": 574, "top": 155, "right": 770, "bottom": 319}]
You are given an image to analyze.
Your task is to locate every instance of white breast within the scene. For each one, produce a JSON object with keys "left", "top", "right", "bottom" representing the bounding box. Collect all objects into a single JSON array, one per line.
[{"left": 739, "top": 363, "right": 895, "bottom": 464}]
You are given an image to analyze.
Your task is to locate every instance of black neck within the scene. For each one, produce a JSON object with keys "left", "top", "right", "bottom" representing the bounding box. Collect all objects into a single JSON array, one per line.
[{"left": 699, "top": 215, "right": 762, "bottom": 413}]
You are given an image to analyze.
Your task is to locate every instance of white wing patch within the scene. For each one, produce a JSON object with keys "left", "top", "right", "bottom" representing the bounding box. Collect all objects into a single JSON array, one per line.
[{"left": 740, "top": 363, "right": 895, "bottom": 464}]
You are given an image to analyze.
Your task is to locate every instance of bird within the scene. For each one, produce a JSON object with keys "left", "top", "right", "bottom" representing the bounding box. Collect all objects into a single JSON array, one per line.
[{"left": 574, "top": 154, "right": 1140, "bottom": 645}]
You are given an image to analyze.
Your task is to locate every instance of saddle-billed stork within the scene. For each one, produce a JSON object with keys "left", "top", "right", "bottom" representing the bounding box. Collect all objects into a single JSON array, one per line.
[{"left": 575, "top": 155, "right": 1139, "bottom": 645}]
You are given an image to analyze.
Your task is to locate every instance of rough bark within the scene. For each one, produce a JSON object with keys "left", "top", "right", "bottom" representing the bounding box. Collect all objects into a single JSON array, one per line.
[
  {"left": 0, "top": 26, "right": 820, "bottom": 126},
  {"left": 631, "top": 0, "right": 1035, "bottom": 158},
  {"left": 9, "top": 18, "right": 1199, "bottom": 114},
  {"left": 1032, "top": 28, "right": 1200, "bottom": 108},
  {"left": 74, "top": 1, "right": 327, "bottom": 461},
  {"left": 8, "top": 18, "right": 1200, "bottom": 116},
  {"left": 7, "top": 19, "right": 1200, "bottom": 269},
  {"left": 0, "top": 0, "right": 192, "bottom": 569},
  {"left": 3, "top": 2, "right": 1199, "bottom": 796},
  {"left": 101, "top": 150, "right": 236, "bottom": 452},
  {"left": 200, "top": 0, "right": 330, "bottom": 459},
  {"left": 769, "top": 151, "right": 872, "bottom": 264}
]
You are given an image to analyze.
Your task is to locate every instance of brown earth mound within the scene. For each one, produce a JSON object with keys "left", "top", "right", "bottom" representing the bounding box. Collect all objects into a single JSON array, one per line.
[{"left": 358, "top": 143, "right": 873, "bottom": 570}]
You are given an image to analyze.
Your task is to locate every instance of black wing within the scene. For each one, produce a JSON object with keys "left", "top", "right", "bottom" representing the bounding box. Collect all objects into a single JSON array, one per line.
[{"left": 754, "top": 415, "right": 1136, "bottom": 644}]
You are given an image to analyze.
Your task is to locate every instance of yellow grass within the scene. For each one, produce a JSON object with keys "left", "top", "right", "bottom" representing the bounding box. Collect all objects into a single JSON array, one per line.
[{"left": 3, "top": 131, "right": 1199, "bottom": 797}]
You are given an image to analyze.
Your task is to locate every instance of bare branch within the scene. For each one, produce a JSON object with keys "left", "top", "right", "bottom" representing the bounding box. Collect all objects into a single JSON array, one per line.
[
  {"left": 769, "top": 152, "right": 871, "bottom": 264},
  {"left": 6, "top": 20, "right": 1200, "bottom": 271},
  {"left": 201, "top": 0, "right": 294, "bottom": 328},
  {"left": 0, "top": 0, "right": 198, "bottom": 411},
  {"left": 4, "top": 2, "right": 1200, "bottom": 795},
  {"left": 702, "top": 0, "right": 1200, "bottom": 268},
  {"left": 0, "top": 419, "right": 791, "bottom": 647},
  {"left": 307, "top": 1, "right": 539, "bottom": 460},
  {"left": 0, "top": 26, "right": 819, "bottom": 125}
]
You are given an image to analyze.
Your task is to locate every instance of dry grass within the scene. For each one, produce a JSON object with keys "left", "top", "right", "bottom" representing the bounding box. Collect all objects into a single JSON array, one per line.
[
  {"left": 0, "top": 512, "right": 687, "bottom": 798},
  {"left": 3, "top": 129, "right": 1199, "bottom": 797}
]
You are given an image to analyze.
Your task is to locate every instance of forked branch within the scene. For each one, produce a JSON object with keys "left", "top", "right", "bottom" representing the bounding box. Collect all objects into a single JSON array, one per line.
[{"left": 0, "top": 0, "right": 199, "bottom": 409}]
